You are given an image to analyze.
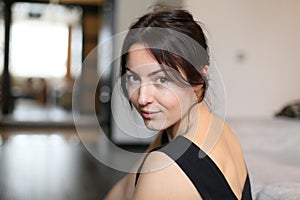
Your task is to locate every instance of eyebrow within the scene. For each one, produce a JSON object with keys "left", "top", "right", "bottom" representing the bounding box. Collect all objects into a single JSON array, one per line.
[{"left": 125, "top": 67, "right": 168, "bottom": 77}]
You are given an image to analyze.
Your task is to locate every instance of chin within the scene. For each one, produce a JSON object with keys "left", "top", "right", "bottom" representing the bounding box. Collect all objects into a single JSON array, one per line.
[{"left": 144, "top": 119, "right": 167, "bottom": 131}]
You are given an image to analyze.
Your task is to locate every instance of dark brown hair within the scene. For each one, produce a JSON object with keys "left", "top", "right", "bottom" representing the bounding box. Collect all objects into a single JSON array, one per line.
[{"left": 120, "top": 7, "right": 209, "bottom": 103}]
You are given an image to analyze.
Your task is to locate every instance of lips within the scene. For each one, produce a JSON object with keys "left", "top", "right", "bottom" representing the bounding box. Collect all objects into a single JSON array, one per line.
[{"left": 140, "top": 110, "right": 160, "bottom": 119}]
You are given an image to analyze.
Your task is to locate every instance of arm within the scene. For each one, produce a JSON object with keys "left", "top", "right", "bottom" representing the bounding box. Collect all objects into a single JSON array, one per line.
[
  {"left": 104, "top": 174, "right": 133, "bottom": 200},
  {"left": 104, "top": 131, "right": 164, "bottom": 200}
]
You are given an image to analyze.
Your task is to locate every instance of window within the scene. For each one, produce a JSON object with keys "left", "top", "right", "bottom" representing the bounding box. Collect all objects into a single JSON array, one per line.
[
  {"left": 10, "top": 3, "right": 82, "bottom": 78},
  {"left": 11, "top": 20, "right": 68, "bottom": 78}
]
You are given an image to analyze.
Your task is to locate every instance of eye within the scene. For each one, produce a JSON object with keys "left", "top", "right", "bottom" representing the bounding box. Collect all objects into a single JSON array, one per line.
[
  {"left": 126, "top": 74, "right": 140, "bottom": 84},
  {"left": 155, "top": 76, "right": 168, "bottom": 85}
]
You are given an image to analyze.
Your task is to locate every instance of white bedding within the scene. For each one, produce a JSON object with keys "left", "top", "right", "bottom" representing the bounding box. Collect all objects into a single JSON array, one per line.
[
  {"left": 256, "top": 182, "right": 300, "bottom": 200},
  {"left": 229, "top": 118, "right": 300, "bottom": 199}
]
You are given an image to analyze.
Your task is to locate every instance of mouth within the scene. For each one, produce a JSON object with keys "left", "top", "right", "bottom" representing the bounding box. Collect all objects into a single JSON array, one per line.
[{"left": 140, "top": 110, "right": 161, "bottom": 119}]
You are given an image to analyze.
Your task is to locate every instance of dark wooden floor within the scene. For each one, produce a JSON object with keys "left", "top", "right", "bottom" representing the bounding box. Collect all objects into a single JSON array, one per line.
[{"left": 0, "top": 127, "right": 146, "bottom": 200}]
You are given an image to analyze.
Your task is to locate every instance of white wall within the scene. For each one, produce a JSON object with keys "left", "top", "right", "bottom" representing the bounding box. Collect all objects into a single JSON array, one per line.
[
  {"left": 184, "top": 0, "right": 300, "bottom": 119},
  {"left": 115, "top": 0, "right": 182, "bottom": 33}
]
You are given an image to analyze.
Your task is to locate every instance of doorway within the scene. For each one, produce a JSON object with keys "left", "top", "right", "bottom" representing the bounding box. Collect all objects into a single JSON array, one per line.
[{"left": 0, "top": 0, "right": 113, "bottom": 128}]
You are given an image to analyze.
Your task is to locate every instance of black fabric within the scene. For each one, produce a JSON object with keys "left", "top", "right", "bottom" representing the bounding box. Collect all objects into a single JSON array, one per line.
[
  {"left": 135, "top": 136, "right": 252, "bottom": 200},
  {"left": 161, "top": 131, "right": 170, "bottom": 145}
]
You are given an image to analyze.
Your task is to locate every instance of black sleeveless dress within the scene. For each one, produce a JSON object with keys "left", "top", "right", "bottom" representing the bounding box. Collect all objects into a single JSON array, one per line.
[{"left": 135, "top": 134, "right": 253, "bottom": 200}]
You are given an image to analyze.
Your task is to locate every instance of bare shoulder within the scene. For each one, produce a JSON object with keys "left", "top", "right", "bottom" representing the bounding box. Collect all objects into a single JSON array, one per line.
[
  {"left": 133, "top": 151, "right": 201, "bottom": 200},
  {"left": 210, "top": 121, "right": 248, "bottom": 199},
  {"left": 223, "top": 121, "right": 246, "bottom": 161}
]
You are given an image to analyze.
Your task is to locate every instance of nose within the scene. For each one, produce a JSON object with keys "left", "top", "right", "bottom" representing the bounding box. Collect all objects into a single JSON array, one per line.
[{"left": 138, "top": 83, "right": 154, "bottom": 106}]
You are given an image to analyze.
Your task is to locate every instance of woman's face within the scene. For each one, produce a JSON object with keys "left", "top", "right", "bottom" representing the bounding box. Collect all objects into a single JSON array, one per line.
[{"left": 125, "top": 44, "right": 197, "bottom": 131}]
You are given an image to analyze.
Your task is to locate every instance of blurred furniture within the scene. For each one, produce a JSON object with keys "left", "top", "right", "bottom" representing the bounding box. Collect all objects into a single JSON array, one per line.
[{"left": 229, "top": 118, "right": 300, "bottom": 199}]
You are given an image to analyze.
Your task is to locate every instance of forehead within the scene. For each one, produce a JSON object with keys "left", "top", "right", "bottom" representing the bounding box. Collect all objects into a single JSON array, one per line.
[
  {"left": 125, "top": 44, "right": 187, "bottom": 80},
  {"left": 126, "top": 44, "right": 161, "bottom": 71}
]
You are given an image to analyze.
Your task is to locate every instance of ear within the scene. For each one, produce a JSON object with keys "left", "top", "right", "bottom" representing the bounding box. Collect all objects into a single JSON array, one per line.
[
  {"left": 202, "top": 65, "right": 209, "bottom": 75},
  {"left": 193, "top": 84, "right": 202, "bottom": 101}
]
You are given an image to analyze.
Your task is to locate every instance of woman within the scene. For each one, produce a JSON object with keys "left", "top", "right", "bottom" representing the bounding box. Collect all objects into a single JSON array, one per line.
[{"left": 105, "top": 7, "right": 252, "bottom": 200}]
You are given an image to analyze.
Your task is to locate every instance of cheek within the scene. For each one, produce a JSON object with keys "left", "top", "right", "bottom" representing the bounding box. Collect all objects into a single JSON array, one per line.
[
  {"left": 161, "top": 97, "right": 180, "bottom": 112},
  {"left": 165, "top": 88, "right": 196, "bottom": 104},
  {"left": 164, "top": 88, "right": 195, "bottom": 114},
  {"left": 159, "top": 91, "right": 188, "bottom": 114}
]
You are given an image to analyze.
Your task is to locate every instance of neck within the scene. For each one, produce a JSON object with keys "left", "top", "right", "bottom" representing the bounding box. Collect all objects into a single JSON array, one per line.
[{"left": 165, "top": 102, "right": 211, "bottom": 141}]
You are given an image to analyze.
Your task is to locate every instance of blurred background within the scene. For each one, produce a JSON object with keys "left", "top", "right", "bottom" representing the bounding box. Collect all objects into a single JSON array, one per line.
[{"left": 0, "top": 0, "right": 300, "bottom": 199}]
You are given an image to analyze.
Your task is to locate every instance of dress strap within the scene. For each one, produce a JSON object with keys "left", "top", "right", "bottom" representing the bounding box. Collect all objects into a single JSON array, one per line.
[
  {"left": 157, "top": 136, "right": 238, "bottom": 199},
  {"left": 161, "top": 131, "right": 169, "bottom": 145},
  {"left": 135, "top": 136, "right": 252, "bottom": 199}
]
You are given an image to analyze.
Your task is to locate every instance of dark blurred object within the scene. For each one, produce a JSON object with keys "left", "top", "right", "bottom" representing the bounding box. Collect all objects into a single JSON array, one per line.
[{"left": 275, "top": 100, "right": 300, "bottom": 119}]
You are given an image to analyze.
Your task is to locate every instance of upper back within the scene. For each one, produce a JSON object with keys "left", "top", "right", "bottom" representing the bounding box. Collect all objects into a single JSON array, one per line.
[{"left": 134, "top": 125, "right": 252, "bottom": 199}]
